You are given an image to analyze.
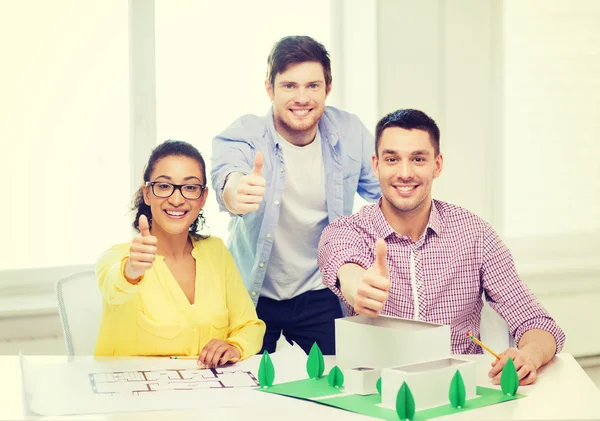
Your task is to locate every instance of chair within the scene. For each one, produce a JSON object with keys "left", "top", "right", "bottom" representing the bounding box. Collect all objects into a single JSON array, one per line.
[
  {"left": 55, "top": 270, "right": 103, "bottom": 355},
  {"left": 480, "top": 299, "right": 515, "bottom": 353}
]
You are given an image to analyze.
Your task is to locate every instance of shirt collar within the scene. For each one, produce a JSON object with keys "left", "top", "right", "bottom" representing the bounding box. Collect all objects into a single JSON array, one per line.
[
  {"left": 190, "top": 237, "right": 201, "bottom": 259},
  {"left": 317, "top": 109, "right": 340, "bottom": 146},
  {"left": 276, "top": 127, "right": 322, "bottom": 148},
  {"left": 372, "top": 198, "right": 443, "bottom": 240},
  {"left": 372, "top": 200, "right": 396, "bottom": 240},
  {"left": 427, "top": 200, "right": 443, "bottom": 235}
]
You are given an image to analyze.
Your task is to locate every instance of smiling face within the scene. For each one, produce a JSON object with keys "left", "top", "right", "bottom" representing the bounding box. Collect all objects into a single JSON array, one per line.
[
  {"left": 372, "top": 127, "right": 443, "bottom": 218},
  {"left": 142, "top": 155, "right": 208, "bottom": 237},
  {"left": 266, "top": 61, "right": 330, "bottom": 144}
]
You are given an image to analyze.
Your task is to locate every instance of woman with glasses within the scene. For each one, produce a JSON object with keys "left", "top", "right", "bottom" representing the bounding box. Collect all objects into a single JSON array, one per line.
[{"left": 94, "top": 140, "right": 265, "bottom": 367}]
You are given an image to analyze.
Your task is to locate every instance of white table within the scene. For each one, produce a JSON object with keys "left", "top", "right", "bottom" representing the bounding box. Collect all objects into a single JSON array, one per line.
[{"left": 1, "top": 353, "right": 599, "bottom": 421}]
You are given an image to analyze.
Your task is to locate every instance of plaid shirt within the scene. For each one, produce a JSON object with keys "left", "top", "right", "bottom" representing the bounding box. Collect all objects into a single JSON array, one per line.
[{"left": 318, "top": 199, "right": 565, "bottom": 354}]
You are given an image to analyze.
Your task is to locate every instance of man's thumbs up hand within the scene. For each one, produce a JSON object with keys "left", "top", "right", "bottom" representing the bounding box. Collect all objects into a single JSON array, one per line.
[{"left": 354, "top": 239, "right": 391, "bottom": 317}]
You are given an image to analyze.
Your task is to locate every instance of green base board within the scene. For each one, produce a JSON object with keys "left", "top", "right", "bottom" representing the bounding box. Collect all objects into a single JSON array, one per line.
[
  {"left": 257, "top": 376, "right": 345, "bottom": 399},
  {"left": 258, "top": 377, "right": 524, "bottom": 421}
]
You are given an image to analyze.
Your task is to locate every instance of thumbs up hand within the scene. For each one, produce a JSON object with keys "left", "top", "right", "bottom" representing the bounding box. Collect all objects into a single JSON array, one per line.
[
  {"left": 124, "top": 214, "right": 158, "bottom": 283},
  {"left": 250, "top": 151, "right": 264, "bottom": 177},
  {"left": 228, "top": 151, "right": 266, "bottom": 215},
  {"left": 354, "top": 239, "right": 391, "bottom": 317}
]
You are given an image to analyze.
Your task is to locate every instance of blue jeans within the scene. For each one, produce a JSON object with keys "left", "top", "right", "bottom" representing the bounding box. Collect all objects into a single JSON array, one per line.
[{"left": 257, "top": 288, "right": 343, "bottom": 355}]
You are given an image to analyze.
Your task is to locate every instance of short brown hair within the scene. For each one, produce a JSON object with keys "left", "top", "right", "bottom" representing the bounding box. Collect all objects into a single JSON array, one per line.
[
  {"left": 375, "top": 109, "right": 441, "bottom": 157},
  {"left": 266, "top": 36, "right": 332, "bottom": 89}
]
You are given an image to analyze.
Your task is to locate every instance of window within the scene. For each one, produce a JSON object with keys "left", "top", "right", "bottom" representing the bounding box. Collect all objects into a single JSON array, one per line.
[{"left": 0, "top": 1, "right": 131, "bottom": 271}]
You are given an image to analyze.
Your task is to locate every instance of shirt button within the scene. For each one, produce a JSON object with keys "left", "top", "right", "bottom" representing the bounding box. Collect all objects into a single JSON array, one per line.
[
  {"left": 280, "top": 168, "right": 284, "bottom": 172},
  {"left": 259, "top": 263, "right": 265, "bottom": 268},
  {"left": 274, "top": 200, "right": 280, "bottom": 205},
  {"left": 251, "top": 291, "right": 257, "bottom": 297},
  {"left": 266, "top": 233, "right": 272, "bottom": 238}
]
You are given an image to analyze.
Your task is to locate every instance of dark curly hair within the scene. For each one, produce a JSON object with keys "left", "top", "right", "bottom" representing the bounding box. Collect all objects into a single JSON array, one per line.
[{"left": 132, "top": 140, "right": 210, "bottom": 241}]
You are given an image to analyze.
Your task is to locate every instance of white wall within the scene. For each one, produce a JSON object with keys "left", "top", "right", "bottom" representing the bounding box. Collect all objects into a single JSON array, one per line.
[
  {"left": 378, "top": 0, "right": 500, "bottom": 223},
  {"left": 502, "top": 0, "right": 600, "bottom": 239},
  {"left": 0, "top": 0, "right": 132, "bottom": 271}
]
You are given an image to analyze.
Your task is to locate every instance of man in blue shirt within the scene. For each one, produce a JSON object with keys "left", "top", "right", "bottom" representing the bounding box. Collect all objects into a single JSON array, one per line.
[{"left": 211, "top": 36, "right": 381, "bottom": 355}]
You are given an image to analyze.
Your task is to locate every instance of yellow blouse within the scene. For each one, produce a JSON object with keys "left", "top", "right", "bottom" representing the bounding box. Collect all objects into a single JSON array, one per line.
[{"left": 94, "top": 236, "right": 265, "bottom": 358}]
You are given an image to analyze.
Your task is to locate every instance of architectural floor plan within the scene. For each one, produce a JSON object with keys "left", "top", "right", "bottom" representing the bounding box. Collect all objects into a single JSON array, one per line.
[{"left": 89, "top": 367, "right": 259, "bottom": 396}]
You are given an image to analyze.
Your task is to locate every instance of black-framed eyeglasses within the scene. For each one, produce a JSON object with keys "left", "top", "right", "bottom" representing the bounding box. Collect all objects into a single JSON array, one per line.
[{"left": 145, "top": 181, "right": 206, "bottom": 200}]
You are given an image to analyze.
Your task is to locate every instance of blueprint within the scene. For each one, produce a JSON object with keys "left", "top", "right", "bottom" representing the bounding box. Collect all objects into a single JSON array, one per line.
[
  {"left": 20, "top": 343, "right": 309, "bottom": 416},
  {"left": 89, "top": 367, "right": 259, "bottom": 395}
]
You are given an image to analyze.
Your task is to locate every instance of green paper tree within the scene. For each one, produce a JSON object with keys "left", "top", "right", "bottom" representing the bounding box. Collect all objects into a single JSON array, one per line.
[
  {"left": 257, "top": 350, "right": 275, "bottom": 388},
  {"left": 376, "top": 377, "right": 382, "bottom": 395},
  {"left": 327, "top": 365, "right": 344, "bottom": 388},
  {"left": 395, "top": 381, "right": 416, "bottom": 421},
  {"left": 448, "top": 369, "right": 466, "bottom": 408},
  {"left": 306, "top": 342, "right": 325, "bottom": 379},
  {"left": 500, "top": 357, "right": 519, "bottom": 396}
]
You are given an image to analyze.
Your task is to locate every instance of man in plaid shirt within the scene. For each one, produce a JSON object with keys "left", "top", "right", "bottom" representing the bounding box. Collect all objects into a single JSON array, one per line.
[{"left": 317, "top": 109, "right": 565, "bottom": 386}]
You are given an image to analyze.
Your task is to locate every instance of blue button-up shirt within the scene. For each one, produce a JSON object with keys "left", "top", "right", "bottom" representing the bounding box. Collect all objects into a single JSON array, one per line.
[{"left": 211, "top": 106, "right": 381, "bottom": 304}]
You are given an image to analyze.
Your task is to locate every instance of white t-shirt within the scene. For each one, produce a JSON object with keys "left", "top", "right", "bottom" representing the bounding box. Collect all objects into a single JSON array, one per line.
[{"left": 261, "top": 130, "right": 329, "bottom": 300}]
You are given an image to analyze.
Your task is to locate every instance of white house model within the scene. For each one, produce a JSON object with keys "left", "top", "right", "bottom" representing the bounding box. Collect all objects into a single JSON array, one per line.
[{"left": 335, "top": 315, "right": 477, "bottom": 411}]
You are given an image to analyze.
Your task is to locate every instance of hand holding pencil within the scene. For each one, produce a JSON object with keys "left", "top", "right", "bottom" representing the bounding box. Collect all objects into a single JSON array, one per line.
[
  {"left": 170, "top": 354, "right": 239, "bottom": 369},
  {"left": 168, "top": 340, "right": 240, "bottom": 369},
  {"left": 467, "top": 331, "right": 540, "bottom": 386}
]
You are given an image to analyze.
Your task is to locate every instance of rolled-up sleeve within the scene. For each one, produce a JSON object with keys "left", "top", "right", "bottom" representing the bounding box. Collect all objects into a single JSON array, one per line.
[
  {"left": 480, "top": 226, "right": 566, "bottom": 353},
  {"left": 318, "top": 216, "right": 374, "bottom": 313}
]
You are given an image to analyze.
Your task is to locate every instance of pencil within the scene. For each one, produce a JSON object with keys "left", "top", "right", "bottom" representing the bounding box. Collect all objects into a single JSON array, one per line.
[
  {"left": 169, "top": 356, "right": 240, "bottom": 362},
  {"left": 466, "top": 331, "right": 501, "bottom": 360}
]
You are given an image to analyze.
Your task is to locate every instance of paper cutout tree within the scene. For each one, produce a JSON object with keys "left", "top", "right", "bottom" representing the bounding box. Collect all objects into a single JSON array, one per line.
[
  {"left": 448, "top": 369, "right": 466, "bottom": 408},
  {"left": 500, "top": 357, "right": 519, "bottom": 396},
  {"left": 395, "top": 381, "right": 415, "bottom": 421},
  {"left": 327, "top": 365, "right": 344, "bottom": 388},
  {"left": 306, "top": 342, "right": 325, "bottom": 379},
  {"left": 376, "top": 377, "right": 382, "bottom": 395},
  {"left": 257, "top": 350, "right": 275, "bottom": 388}
]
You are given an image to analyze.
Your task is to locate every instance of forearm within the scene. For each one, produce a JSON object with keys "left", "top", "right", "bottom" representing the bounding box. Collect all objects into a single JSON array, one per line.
[
  {"left": 222, "top": 172, "right": 243, "bottom": 214},
  {"left": 337, "top": 263, "right": 366, "bottom": 308},
  {"left": 226, "top": 319, "right": 266, "bottom": 360},
  {"left": 518, "top": 329, "right": 557, "bottom": 369},
  {"left": 96, "top": 254, "right": 143, "bottom": 305}
]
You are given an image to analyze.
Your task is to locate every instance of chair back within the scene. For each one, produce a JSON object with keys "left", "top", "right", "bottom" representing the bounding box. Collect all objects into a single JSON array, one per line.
[{"left": 56, "top": 270, "right": 102, "bottom": 355}]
